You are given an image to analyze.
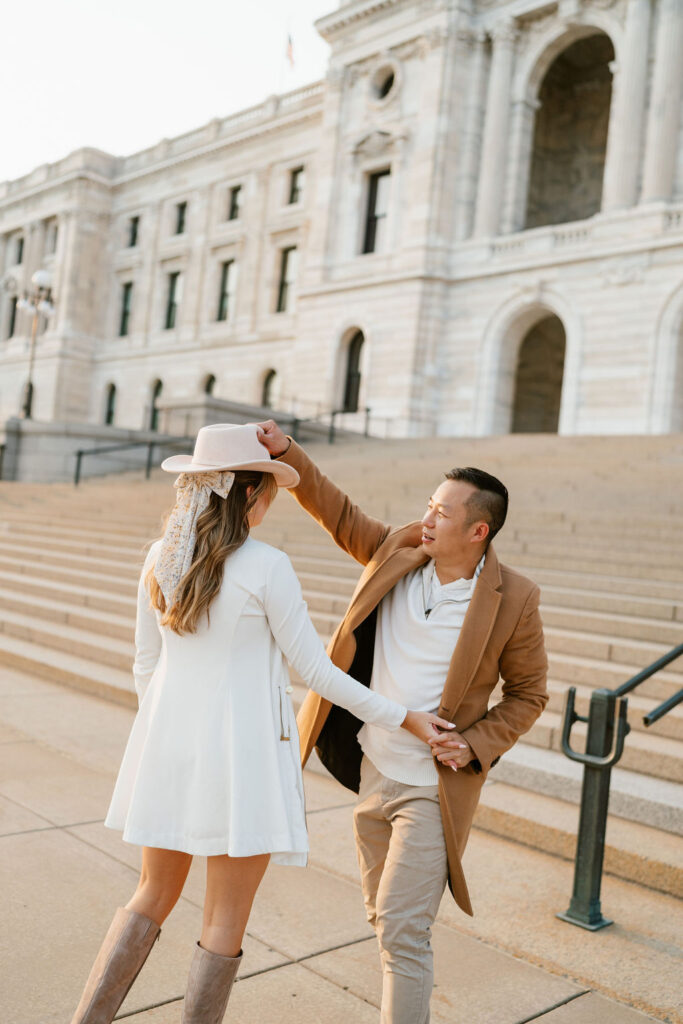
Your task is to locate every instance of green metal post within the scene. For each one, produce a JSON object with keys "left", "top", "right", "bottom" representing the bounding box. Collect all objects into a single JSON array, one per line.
[{"left": 557, "top": 688, "right": 616, "bottom": 930}]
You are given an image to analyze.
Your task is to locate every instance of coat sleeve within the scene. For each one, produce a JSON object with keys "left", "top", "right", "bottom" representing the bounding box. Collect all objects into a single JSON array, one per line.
[
  {"left": 132, "top": 547, "right": 163, "bottom": 703},
  {"left": 276, "top": 439, "right": 390, "bottom": 566},
  {"left": 461, "top": 585, "right": 548, "bottom": 773},
  {"left": 264, "top": 551, "right": 406, "bottom": 731}
]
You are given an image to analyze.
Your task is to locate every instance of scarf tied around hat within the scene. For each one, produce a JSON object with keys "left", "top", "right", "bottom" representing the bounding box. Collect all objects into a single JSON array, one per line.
[{"left": 154, "top": 471, "right": 235, "bottom": 607}]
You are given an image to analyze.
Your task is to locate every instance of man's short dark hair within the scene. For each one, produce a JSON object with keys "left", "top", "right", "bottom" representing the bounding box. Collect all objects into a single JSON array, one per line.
[{"left": 444, "top": 467, "right": 509, "bottom": 544}]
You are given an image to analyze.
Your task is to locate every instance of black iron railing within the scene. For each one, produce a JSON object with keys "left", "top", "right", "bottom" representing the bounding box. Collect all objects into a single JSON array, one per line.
[
  {"left": 558, "top": 642, "right": 683, "bottom": 930},
  {"left": 74, "top": 438, "right": 193, "bottom": 486}
]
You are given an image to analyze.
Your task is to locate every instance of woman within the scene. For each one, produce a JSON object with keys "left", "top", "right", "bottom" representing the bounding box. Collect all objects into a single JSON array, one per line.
[{"left": 71, "top": 423, "right": 453, "bottom": 1024}]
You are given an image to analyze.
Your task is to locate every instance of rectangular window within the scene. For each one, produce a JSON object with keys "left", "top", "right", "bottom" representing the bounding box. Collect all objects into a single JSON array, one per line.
[
  {"left": 216, "top": 260, "right": 237, "bottom": 321},
  {"left": 362, "top": 169, "right": 391, "bottom": 254},
  {"left": 119, "top": 282, "right": 133, "bottom": 336},
  {"left": 16, "top": 237, "right": 24, "bottom": 265},
  {"left": 7, "top": 296, "right": 18, "bottom": 338},
  {"left": 128, "top": 216, "right": 139, "bottom": 247},
  {"left": 175, "top": 202, "right": 187, "bottom": 235},
  {"left": 228, "top": 186, "right": 242, "bottom": 221},
  {"left": 276, "top": 247, "right": 298, "bottom": 313},
  {"left": 165, "top": 271, "right": 181, "bottom": 329},
  {"left": 288, "top": 167, "right": 305, "bottom": 205}
]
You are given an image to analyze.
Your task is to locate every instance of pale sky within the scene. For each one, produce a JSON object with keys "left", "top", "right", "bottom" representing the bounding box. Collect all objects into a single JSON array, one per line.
[{"left": 1, "top": 0, "right": 333, "bottom": 183}]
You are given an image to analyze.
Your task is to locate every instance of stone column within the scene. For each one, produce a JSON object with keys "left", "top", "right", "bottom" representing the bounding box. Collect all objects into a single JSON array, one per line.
[
  {"left": 601, "top": 0, "right": 652, "bottom": 211},
  {"left": 454, "top": 29, "right": 488, "bottom": 240},
  {"left": 501, "top": 96, "right": 540, "bottom": 233},
  {"left": 473, "top": 19, "right": 518, "bottom": 238},
  {"left": 640, "top": 0, "right": 683, "bottom": 203}
]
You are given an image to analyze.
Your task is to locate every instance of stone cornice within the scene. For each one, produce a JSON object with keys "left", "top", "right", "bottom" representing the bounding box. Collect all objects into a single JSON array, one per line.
[
  {"left": 0, "top": 84, "right": 325, "bottom": 210},
  {"left": 112, "top": 107, "right": 323, "bottom": 188},
  {"left": 0, "top": 104, "right": 324, "bottom": 212},
  {"left": 315, "top": 0, "right": 405, "bottom": 41}
]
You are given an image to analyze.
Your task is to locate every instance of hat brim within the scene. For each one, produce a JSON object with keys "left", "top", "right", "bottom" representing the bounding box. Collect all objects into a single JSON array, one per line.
[{"left": 160, "top": 454, "right": 299, "bottom": 488}]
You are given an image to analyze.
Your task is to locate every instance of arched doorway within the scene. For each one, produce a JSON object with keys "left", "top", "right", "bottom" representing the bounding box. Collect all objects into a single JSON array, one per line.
[
  {"left": 511, "top": 315, "right": 566, "bottom": 433},
  {"left": 525, "top": 33, "right": 614, "bottom": 228},
  {"left": 342, "top": 330, "right": 364, "bottom": 413},
  {"left": 149, "top": 379, "right": 163, "bottom": 431},
  {"left": 261, "top": 369, "right": 279, "bottom": 408},
  {"left": 104, "top": 383, "right": 117, "bottom": 426}
]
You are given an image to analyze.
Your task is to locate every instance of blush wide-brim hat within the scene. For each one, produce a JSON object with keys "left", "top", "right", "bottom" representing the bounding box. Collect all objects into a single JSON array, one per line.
[{"left": 160, "top": 422, "right": 299, "bottom": 488}]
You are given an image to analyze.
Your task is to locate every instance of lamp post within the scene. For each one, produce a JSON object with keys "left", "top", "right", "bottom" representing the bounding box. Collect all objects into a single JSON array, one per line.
[{"left": 16, "top": 268, "right": 55, "bottom": 419}]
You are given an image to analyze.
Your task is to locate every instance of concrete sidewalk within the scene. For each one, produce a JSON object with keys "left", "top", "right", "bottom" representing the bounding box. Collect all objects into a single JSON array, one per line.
[{"left": 1, "top": 667, "right": 679, "bottom": 1024}]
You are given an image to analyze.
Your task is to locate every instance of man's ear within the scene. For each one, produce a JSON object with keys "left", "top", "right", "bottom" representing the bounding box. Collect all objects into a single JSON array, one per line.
[{"left": 472, "top": 521, "right": 489, "bottom": 544}]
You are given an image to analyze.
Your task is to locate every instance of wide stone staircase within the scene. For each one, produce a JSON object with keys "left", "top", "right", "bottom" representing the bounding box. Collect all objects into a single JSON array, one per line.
[{"left": 0, "top": 433, "right": 681, "bottom": 901}]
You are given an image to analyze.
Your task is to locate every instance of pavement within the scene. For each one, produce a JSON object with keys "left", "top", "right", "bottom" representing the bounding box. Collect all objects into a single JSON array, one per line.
[{"left": 1, "top": 666, "right": 680, "bottom": 1024}]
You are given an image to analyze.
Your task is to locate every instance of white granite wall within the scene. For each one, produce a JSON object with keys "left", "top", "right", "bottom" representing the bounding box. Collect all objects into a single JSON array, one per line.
[{"left": 1, "top": 0, "right": 682, "bottom": 444}]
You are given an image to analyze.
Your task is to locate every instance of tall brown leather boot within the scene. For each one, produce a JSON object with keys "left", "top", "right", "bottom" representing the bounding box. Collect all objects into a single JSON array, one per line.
[
  {"left": 71, "top": 907, "right": 160, "bottom": 1024},
  {"left": 181, "top": 942, "right": 242, "bottom": 1024}
]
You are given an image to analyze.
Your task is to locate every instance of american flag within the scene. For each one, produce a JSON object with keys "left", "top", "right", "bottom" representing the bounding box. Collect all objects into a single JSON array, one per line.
[{"left": 286, "top": 33, "right": 295, "bottom": 69}]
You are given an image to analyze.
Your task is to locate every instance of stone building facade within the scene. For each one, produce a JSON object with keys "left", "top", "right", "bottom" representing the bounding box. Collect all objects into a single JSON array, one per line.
[{"left": 1, "top": 0, "right": 682, "bottom": 439}]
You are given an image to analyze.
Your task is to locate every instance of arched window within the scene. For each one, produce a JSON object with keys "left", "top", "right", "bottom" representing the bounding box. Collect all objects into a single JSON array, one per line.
[
  {"left": 104, "top": 383, "right": 117, "bottom": 426},
  {"left": 525, "top": 33, "right": 614, "bottom": 229},
  {"left": 149, "top": 379, "right": 163, "bottom": 431},
  {"left": 204, "top": 374, "right": 216, "bottom": 396},
  {"left": 342, "top": 331, "right": 364, "bottom": 413},
  {"left": 261, "top": 369, "right": 278, "bottom": 408},
  {"left": 511, "top": 315, "right": 566, "bottom": 433}
]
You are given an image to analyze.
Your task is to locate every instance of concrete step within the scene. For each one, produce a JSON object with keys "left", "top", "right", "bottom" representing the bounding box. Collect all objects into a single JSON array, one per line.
[
  {"left": 0, "top": 606, "right": 133, "bottom": 672},
  {"left": 498, "top": 537, "right": 681, "bottom": 571},
  {"left": 0, "top": 553, "right": 138, "bottom": 598},
  {"left": 526, "top": 565, "right": 683, "bottom": 604},
  {"left": 0, "top": 525, "right": 146, "bottom": 559},
  {"left": 540, "top": 603, "right": 683, "bottom": 645},
  {"left": 0, "top": 632, "right": 135, "bottom": 707},
  {"left": 493, "top": 743, "right": 683, "bottom": 836},
  {"left": 474, "top": 782, "right": 682, "bottom": 898},
  {"left": 0, "top": 585, "right": 134, "bottom": 642},
  {"left": 545, "top": 627, "right": 683, "bottom": 675},
  {"left": 527, "top": 709, "right": 683, "bottom": 783},
  {"left": 0, "top": 567, "right": 136, "bottom": 617},
  {"left": 547, "top": 652, "right": 682, "bottom": 701},
  {"left": 0, "top": 539, "right": 141, "bottom": 581}
]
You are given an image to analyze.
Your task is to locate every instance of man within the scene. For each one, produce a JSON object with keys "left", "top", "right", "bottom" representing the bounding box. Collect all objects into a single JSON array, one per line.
[{"left": 257, "top": 420, "right": 548, "bottom": 1024}]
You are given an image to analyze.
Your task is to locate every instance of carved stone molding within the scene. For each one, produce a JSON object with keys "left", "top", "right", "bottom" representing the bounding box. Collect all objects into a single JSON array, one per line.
[
  {"left": 558, "top": 0, "right": 583, "bottom": 18},
  {"left": 515, "top": 278, "right": 552, "bottom": 304},
  {"left": 492, "top": 18, "right": 519, "bottom": 46},
  {"left": 600, "top": 255, "right": 650, "bottom": 286},
  {"left": 351, "top": 128, "right": 408, "bottom": 161}
]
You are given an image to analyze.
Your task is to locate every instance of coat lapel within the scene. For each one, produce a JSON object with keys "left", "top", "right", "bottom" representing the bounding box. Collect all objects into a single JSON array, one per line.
[
  {"left": 344, "top": 543, "right": 430, "bottom": 636},
  {"left": 439, "top": 545, "right": 503, "bottom": 717}
]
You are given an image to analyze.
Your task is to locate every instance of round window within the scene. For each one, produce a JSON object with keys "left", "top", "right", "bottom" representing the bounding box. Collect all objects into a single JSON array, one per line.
[{"left": 371, "top": 65, "right": 397, "bottom": 101}]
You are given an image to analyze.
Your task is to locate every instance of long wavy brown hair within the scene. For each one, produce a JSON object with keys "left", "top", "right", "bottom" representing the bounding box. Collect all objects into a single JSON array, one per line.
[{"left": 147, "top": 469, "right": 278, "bottom": 635}]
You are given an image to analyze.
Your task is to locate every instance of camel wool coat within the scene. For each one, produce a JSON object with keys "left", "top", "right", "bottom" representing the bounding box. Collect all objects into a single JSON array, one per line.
[{"left": 278, "top": 440, "right": 549, "bottom": 916}]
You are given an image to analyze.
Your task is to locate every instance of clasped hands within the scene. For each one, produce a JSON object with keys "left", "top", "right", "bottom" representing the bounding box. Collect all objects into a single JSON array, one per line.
[{"left": 401, "top": 712, "right": 474, "bottom": 771}]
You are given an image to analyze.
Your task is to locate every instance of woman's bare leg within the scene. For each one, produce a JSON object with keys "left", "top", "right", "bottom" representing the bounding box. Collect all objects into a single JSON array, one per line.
[
  {"left": 201, "top": 853, "right": 270, "bottom": 956},
  {"left": 126, "top": 846, "right": 193, "bottom": 926}
]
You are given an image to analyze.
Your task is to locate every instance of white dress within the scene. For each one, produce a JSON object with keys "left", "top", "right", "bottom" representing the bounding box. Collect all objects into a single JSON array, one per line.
[{"left": 104, "top": 536, "right": 406, "bottom": 865}]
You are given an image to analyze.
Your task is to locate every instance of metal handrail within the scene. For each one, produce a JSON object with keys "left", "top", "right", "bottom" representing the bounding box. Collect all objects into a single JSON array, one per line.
[
  {"left": 613, "top": 641, "right": 683, "bottom": 697},
  {"left": 74, "top": 437, "right": 192, "bottom": 486},
  {"left": 558, "top": 642, "right": 683, "bottom": 931}
]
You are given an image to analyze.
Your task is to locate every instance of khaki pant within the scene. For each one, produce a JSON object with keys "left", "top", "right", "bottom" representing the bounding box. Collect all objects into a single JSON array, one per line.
[{"left": 353, "top": 756, "right": 449, "bottom": 1024}]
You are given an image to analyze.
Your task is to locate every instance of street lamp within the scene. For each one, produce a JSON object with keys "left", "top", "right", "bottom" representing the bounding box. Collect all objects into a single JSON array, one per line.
[{"left": 16, "top": 268, "right": 56, "bottom": 419}]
